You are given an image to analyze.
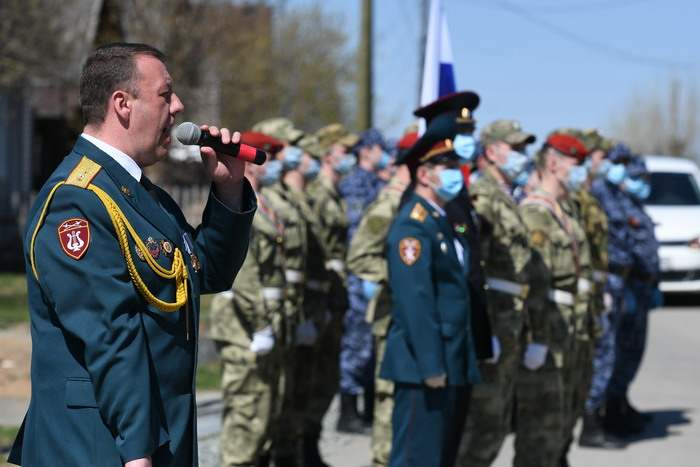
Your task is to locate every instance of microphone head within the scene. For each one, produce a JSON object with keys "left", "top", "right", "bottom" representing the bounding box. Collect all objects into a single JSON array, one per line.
[{"left": 175, "top": 122, "right": 202, "bottom": 145}]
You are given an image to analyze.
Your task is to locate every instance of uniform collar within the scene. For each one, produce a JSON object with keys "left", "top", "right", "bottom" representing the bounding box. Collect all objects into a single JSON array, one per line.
[{"left": 80, "top": 133, "right": 142, "bottom": 182}]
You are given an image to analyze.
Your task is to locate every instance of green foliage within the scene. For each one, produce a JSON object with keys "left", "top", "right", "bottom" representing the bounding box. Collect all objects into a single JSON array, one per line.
[
  {"left": 0, "top": 274, "right": 28, "bottom": 329},
  {"left": 0, "top": 425, "right": 20, "bottom": 465},
  {"left": 196, "top": 359, "right": 222, "bottom": 391}
]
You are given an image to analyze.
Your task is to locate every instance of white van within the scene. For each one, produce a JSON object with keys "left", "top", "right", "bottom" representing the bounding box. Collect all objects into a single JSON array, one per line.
[{"left": 643, "top": 156, "right": 700, "bottom": 293}]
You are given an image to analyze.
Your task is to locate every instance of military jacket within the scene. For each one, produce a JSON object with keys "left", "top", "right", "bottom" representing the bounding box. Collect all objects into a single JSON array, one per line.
[
  {"left": 519, "top": 188, "right": 587, "bottom": 362},
  {"left": 380, "top": 193, "right": 480, "bottom": 386},
  {"left": 260, "top": 181, "right": 308, "bottom": 323},
  {"left": 346, "top": 176, "right": 406, "bottom": 335},
  {"left": 623, "top": 194, "right": 660, "bottom": 279},
  {"left": 471, "top": 171, "right": 531, "bottom": 343},
  {"left": 338, "top": 166, "right": 386, "bottom": 242},
  {"left": 209, "top": 191, "right": 286, "bottom": 347},
  {"left": 10, "top": 138, "right": 255, "bottom": 466}
]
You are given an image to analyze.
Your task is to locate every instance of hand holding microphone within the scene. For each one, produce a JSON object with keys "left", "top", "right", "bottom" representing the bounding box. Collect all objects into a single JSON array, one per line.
[{"left": 175, "top": 122, "right": 267, "bottom": 165}]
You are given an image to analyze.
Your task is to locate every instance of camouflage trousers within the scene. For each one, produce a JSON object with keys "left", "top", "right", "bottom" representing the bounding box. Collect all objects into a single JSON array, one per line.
[
  {"left": 218, "top": 342, "right": 283, "bottom": 467},
  {"left": 513, "top": 350, "right": 566, "bottom": 467},
  {"left": 304, "top": 313, "right": 343, "bottom": 439},
  {"left": 456, "top": 338, "right": 523, "bottom": 467},
  {"left": 340, "top": 275, "right": 375, "bottom": 394},
  {"left": 561, "top": 338, "right": 594, "bottom": 452},
  {"left": 371, "top": 331, "right": 393, "bottom": 467}
]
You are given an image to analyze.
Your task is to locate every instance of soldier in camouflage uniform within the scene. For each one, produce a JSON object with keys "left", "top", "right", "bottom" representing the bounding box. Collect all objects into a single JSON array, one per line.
[
  {"left": 515, "top": 134, "right": 590, "bottom": 467},
  {"left": 604, "top": 155, "right": 659, "bottom": 436},
  {"left": 457, "top": 119, "right": 536, "bottom": 467},
  {"left": 208, "top": 132, "right": 287, "bottom": 467},
  {"left": 302, "top": 124, "right": 358, "bottom": 466},
  {"left": 253, "top": 118, "right": 314, "bottom": 467},
  {"left": 346, "top": 130, "right": 416, "bottom": 467},
  {"left": 337, "top": 129, "right": 389, "bottom": 433}
]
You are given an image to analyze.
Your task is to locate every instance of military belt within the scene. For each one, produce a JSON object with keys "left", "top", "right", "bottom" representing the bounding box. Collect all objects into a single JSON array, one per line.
[
  {"left": 306, "top": 279, "right": 331, "bottom": 293},
  {"left": 592, "top": 269, "right": 607, "bottom": 283},
  {"left": 548, "top": 289, "right": 575, "bottom": 306},
  {"left": 577, "top": 277, "right": 593, "bottom": 294},
  {"left": 486, "top": 277, "right": 530, "bottom": 299},
  {"left": 262, "top": 287, "right": 284, "bottom": 301},
  {"left": 285, "top": 269, "right": 305, "bottom": 284},
  {"left": 325, "top": 259, "right": 345, "bottom": 273}
]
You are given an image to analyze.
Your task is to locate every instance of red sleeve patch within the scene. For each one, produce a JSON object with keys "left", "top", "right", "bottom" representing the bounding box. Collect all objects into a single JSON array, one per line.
[{"left": 57, "top": 218, "right": 91, "bottom": 260}]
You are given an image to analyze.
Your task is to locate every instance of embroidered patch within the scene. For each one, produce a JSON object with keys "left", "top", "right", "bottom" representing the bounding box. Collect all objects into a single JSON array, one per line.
[
  {"left": 530, "top": 229, "right": 548, "bottom": 247},
  {"left": 57, "top": 218, "right": 90, "bottom": 260},
  {"left": 398, "top": 237, "right": 421, "bottom": 266}
]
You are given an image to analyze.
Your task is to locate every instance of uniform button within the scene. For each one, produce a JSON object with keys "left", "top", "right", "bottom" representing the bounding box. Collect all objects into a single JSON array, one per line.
[
  {"left": 480, "top": 260, "right": 485, "bottom": 267},
  {"left": 276, "top": 237, "right": 283, "bottom": 243},
  {"left": 483, "top": 284, "right": 489, "bottom": 290}
]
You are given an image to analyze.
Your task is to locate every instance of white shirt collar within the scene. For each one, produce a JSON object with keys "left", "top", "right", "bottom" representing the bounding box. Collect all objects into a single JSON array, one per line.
[
  {"left": 424, "top": 198, "right": 446, "bottom": 217},
  {"left": 81, "top": 133, "right": 142, "bottom": 182}
]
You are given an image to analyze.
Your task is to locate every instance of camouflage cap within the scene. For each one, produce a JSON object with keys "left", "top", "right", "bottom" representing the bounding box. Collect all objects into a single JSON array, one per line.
[
  {"left": 315, "top": 123, "right": 360, "bottom": 150},
  {"left": 626, "top": 155, "right": 649, "bottom": 178},
  {"left": 252, "top": 117, "right": 304, "bottom": 144},
  {"left": 608, "top": 142, "right": 633, "bottom": 163},
  {"left": 480, "top": 119, "right": 536, "bottom": 147},
  {"left": 297, "top": 134, "right": 326, "bottom": 158},
  {"left": 356, "top": 128, "right": 388, "bottom": 150}
]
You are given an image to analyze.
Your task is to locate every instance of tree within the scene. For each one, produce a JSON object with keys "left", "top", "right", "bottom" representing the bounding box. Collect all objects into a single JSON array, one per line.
[{"left": 610, "top": 77, "right": 700, "bottom": 159}]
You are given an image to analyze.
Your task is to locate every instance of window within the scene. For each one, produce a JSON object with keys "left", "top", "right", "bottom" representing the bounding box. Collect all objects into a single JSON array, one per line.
[{"left": 645, "top": 172, "right": 700, "bottom": 206}]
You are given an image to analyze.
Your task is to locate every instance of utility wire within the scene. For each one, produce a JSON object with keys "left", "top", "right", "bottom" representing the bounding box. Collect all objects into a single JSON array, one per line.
[{"left": 492, "top": 0, "right": 700, "bottom": 71}]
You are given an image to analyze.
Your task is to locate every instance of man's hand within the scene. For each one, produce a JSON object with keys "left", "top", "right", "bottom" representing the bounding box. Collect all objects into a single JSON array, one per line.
[
  {"left": 424, "top": 374, "right": 447, "bottom": 388},
  {"left": 484, "top": 336, "right": 501, "bottom": 364},
  {"left": 249, "top": 326, "right": 275, "bottom": 355},
  {"left": 199, "top": 124, "right": 246, "bottom": 210},
  {"left": 522, "top": 343, "right": 548, "bottom": 371},
  {"left": 125, "top": 456, "right": 152, "bottom": 467}
]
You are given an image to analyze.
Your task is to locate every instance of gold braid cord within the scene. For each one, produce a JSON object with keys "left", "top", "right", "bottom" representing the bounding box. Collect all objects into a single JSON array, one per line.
[{"left": 30, "top": 181, "right": 189, "bottom": 313}]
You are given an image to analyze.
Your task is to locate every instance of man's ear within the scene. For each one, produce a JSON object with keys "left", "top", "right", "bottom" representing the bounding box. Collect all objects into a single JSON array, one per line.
[{"left": 111, "top": 90, "right": 132, "bottom": 123}]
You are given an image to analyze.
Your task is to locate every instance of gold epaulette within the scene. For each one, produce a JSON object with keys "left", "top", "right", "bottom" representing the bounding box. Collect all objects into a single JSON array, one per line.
[
  {"left": 409, "top": 202, "right": 428, "bottom": 222},
  {"left": 65, "top": 157, "right": 102, "bottom": 188}
]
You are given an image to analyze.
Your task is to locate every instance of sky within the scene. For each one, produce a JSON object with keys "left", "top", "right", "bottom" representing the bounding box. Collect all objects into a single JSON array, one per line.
[{"left": 312, "top": 0, "right": 700, "bottom": 151}]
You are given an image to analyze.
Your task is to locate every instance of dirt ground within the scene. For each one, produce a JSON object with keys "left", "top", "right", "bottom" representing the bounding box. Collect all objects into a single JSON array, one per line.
[{"left": 0, "top": 324, "right": 31, "bottom": 399}]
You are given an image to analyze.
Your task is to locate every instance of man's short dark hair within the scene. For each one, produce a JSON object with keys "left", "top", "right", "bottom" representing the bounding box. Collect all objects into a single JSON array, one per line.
[{"left": 79, "top": 42, "right": 166, "bottom": 126}]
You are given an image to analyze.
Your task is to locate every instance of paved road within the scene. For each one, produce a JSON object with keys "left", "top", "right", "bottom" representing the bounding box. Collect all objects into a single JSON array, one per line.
[{"left": 3, "top": 300, "right": 698, "bottom": 466}]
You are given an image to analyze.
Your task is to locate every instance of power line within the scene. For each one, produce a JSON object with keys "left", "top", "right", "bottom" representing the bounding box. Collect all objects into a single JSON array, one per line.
[{"left": 492, "top": 0, "right": 700, "bottom": 71}]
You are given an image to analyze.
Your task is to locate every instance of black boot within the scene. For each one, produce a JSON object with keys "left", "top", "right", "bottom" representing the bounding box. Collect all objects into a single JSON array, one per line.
[
  {"left": 336, "top": 394, "right": 371, "bottom": 434},
  {"left": 604, "top": 396, "right": 645, "bottom": 435},
  {"left": 362, "top": 386, "right": 375, "bottom": 427},
  {"left": 557, "top": 443, "right": 571, "bottom": 467},
  {"left": 258, "top": 453, "right": 271, "bottom": 467},
  {"left": 624, "top": 394, "right": 653, "bottom": 423},
  {"left": 579, "top": 408, "right": 628, "bottom": 449},
  {"left": 301, "top": 435, "right": 329, "bottom": 467},
  {"left": 274, "top": 455, "right": 299, "bottom": 467}
]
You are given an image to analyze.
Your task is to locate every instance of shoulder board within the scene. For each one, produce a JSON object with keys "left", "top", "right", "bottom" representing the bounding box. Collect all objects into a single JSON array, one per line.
[
  {"left": 409, "top": 202, "right": 428, "bottom": 222},
  {"left": 65, "top": 156, "right": 102, "bottom": 188}
]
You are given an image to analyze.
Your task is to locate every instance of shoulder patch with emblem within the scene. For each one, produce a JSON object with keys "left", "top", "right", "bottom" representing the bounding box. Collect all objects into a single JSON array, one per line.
[
  {"left": 529, "top": 228, "right": 549, "bottom": 247},
  {"left": 409, "top": 203, "right": 428, "bottom": 222},
  {"left": 398, "top": 237, "right": 421, "bottom": 266},
  {"left": 57, "top": 218, "right": 91, "bottom": 260},
  {"left": 367, "top": 216, "right": 389, "bottom": 234}
]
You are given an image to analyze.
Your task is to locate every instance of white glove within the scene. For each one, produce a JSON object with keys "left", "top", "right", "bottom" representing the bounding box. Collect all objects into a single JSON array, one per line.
[
  {"left": 294, "top": 320, "right": 318, "bottom": 346},
  {"left": 484, "top": 336, "right": 501, "bottom": 364},
  {"left": 424, "top": 374, "right": 447, "bottom": 388},
  {"left": 249, "top": 326, "right": 275, "bottom": 355},
  {"left": 522, "top": 343, "right": 548, "bottom": 371},
  {"left": 603, "top": 292, "right": 613, "bottom": 314}
]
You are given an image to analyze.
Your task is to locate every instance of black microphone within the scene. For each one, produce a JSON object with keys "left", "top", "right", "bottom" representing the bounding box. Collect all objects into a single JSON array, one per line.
[{"left": 175, "top": 122, "right": 267, "bottom": 165}]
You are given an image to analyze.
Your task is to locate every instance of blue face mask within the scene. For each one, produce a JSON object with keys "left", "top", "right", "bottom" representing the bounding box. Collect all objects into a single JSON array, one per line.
[
  {"left": 513, "top": 169, "right": 531, "bottom": 187},
  {"left": 283, "top": 146, "right": 303, "bottom": 170},
  {"left": 376, "top": 150, "right": 391, "bottom": 170},
  {"left": 259, "top": 159, "right": 283, "bottom": 186},
  {"left": 500, "top": 151, "right": 529, "bottom": 182},
  {"left": 606, "top": 163, "right": 627, "bottom": 186},
  {"left": 563, "top": 164, "right": 588, "bottom": 192},
  {"left": 588, "top": 158, "right": 612, "bottom": 179},
  {"left": 335, "top": 154, "right": 356, "bottom": 175},
  {"left": 430, "top": 168, "right": 464, "bottom": 202},
  {"left": 302, "top": 157, "right": 321, "bottom": 180},
  {"left": 453, "top": 134, "right": 477, "bottom": 162}
]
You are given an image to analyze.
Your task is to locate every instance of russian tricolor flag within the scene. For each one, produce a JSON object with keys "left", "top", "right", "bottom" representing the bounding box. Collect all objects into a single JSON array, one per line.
[{"left": 419, "top": 0, "right": 456, "bottom": 133}]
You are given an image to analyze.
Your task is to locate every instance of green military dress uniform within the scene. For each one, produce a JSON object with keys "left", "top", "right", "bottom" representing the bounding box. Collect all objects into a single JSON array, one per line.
[
  {"left": 259, "top": 180, "right": 309, "bottom": 459},
  {"left": 9, "top": 138, "right": 255, "bottom": 466},
  {"left": 346, "top": 175, "right": 406, "bottom": 467},
  {"left": 458, "top": 171, "right": 532, "bottom": 467},
  {"left": 515, "top": 188, "right": 587, "bottom": 467},
  {"left": 304, "top": 174, "right": 349, "bottom": 441},
  {"left": 208, "top": 190, "right": 287, "bottom": 466}
]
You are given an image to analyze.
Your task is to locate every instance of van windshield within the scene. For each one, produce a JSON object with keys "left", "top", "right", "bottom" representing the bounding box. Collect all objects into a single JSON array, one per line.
[{"left": 646, "top": 172, "right": 700, "bottom": 205}]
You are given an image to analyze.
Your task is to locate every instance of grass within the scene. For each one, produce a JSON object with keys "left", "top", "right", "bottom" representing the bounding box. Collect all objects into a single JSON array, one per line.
[
  {"left": 196, "top": 359, "right": 222, "bottom": 391},
  {"left": 0, "top": 274, "right": 29, "bottom": 329},
  {"left": 0, "top": 425, "right": 19, "bottom": 465}
]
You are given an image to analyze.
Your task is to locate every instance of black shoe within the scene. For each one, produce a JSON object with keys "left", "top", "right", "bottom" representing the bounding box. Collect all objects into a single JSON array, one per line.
[
  {"left": 258, "top": 453, "right": 271, "bottom": 467},
  {"left": 362, "top": 387, "right": 375, "bottom": 428},
  {"left": 274, "top": 455, "right": 299, "bottom": 467},
  {"left": 579, "top": 409, "right": 628, "bottom": 449},
  {"left": 557, "top": 453, "right": 570, "bottom": 467},
  {"left": 337, "top": 394, "right": 372, "bottom": 435},
  {"left": 625, "top": 395, "right": 653, "bottom": 423},
  {"left": 301, "top": 436, "right": 330, "bottom": 467},
  {"left": 604, "top": 396, "right": 645, "bottom": 435}
]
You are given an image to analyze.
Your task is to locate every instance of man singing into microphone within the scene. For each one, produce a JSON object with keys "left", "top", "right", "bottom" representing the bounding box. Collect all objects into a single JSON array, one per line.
[{"left": 9, "top": 42, "right": 256, "bottom": 467}]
